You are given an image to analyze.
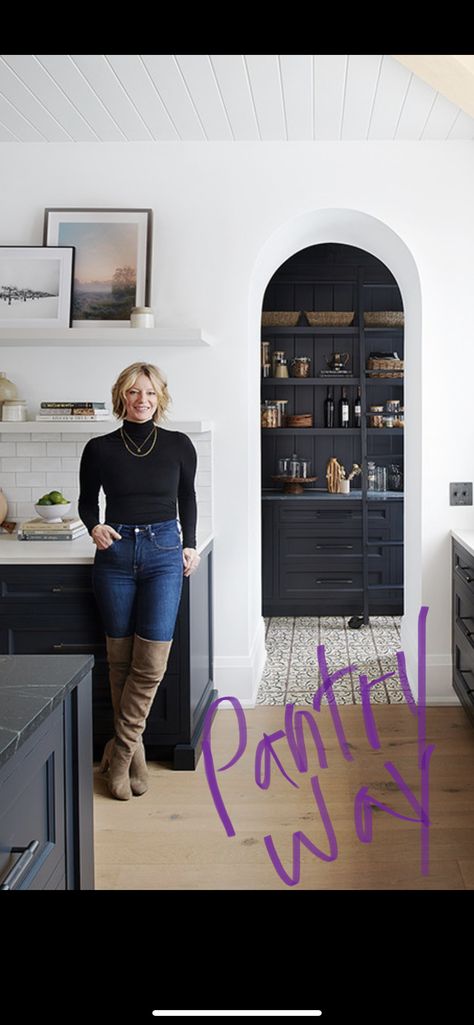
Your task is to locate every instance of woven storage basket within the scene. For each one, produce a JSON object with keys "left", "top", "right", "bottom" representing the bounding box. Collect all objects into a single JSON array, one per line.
[
  {"left": 305, "top": 311, "right": 354, "bottom": 326},
  {"left": 261, "top": 311, "right": 300, "bottom": 327},
  {"left": 364, "top": 311, "right": 404, "bottom": 327},
  {"left": 367, "top": 357, "right": 404, "bottom": 378},
  {"left": 286, "top": 413, "right": 313, "bottom": 428}
]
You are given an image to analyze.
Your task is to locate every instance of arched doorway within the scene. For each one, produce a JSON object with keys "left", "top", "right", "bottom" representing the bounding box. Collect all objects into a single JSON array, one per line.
[{"left": 248, "top": 209, "right": 422, "bottom": 700}]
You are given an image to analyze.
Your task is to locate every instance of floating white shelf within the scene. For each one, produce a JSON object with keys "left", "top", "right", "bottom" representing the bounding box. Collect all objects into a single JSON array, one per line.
[
  {"left": 0, "top": 327, "right": 212, "bottom": 347},
  {"left": 0, "top": 419, "right": 213, "bottom": 433}
]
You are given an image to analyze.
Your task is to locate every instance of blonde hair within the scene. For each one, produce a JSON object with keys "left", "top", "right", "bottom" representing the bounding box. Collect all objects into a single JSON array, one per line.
[{"left": 111, "top": 362, "right": 171, "bottom": 424}]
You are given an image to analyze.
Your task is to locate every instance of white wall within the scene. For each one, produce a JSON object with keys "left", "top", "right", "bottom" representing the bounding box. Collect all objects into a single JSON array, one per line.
[{"left": 1, "top": 140, "right": 473, "bottom": 702}]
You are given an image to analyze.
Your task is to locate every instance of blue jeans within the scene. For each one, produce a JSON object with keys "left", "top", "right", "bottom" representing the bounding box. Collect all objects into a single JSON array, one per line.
[{"left": 92, "top": 519, "right": 184, "bottom": 641}]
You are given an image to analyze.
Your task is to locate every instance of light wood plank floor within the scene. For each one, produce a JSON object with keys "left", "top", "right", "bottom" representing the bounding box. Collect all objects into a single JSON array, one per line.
[{"left": 94, "top": 704, "right": 474, "bottom": 890}]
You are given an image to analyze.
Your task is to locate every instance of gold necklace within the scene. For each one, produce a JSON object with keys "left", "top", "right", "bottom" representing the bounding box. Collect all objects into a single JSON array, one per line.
[{"left": 121, "top": 425, "right": 157, "bottom": 457}]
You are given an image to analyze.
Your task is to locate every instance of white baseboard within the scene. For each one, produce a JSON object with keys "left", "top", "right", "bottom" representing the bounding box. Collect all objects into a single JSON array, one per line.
[{"left": 213, "top": 616, "right": 267, "bottom": 706}]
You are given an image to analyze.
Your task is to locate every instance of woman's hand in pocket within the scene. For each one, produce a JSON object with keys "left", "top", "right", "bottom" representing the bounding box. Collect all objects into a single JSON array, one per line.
[{"left": 91, "top": 524, "right": 122, "bottom": 550}]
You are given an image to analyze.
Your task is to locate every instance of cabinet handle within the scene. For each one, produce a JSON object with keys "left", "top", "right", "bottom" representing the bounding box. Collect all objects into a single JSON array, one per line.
[
  {"left": 316, "top": 578, "right": 353, "bottom": 585},
  {"left": 0, "top": 840, "right": 40, "bottom": 890},
  {"left": 53, "top": 643, "right": 102, "bottom": 652},
  {"left": 315, "top": 544, "right": 353, "bottom": 550},
  {"left": 457, "top": 565, "right": 474, "bottom": 585},
  {"left": 51, "top": 586, "right": 63, "bottom": 593}
]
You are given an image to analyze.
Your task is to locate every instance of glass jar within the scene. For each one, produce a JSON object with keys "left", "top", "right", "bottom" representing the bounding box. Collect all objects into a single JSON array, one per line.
[
  {"left": 289, "top": 453, "right": 300, "bottom": 477},
  {"left": 369, "top": 405, "right": 384, "bottom": 428},
  {"left": 385, "top": 399, "right": 400, "bottom": 415},
  {"left": 289, "top": 356, "right": 311, "bottom": 378},
  {"left": 384, "top": 415, "right": 394, "bottom": 428},
  {"left": 261, "top": 403, "right": 278, "bottom": 428},
  {"left": 367, "top": 461, "right": 377, "bottom": 491},
  {"left": 261, "top": 340, "right": 270, "bottom": 366},
  {"left": 274, "top": 399, "right": 289, "bottom": 427},
  {"left": 375, "top": 466, "right": 387, "bottom": 491},
  {"left": 278, "top": 457, "right": 291, "bottom": 476},
  {"left": 130, "top": 306, "right": 154, "bottom": 328},
  {"left": 388, "top": 464, "right": 403, "bottom": 491},
  {"left": 2, "top": 398, "right": 27, "bottom": 422},
  {"left": 299, "top": 459, "right": 312, "bottom": 479},
  {"left": 274, "top": 356, "right": 289, "bottom": 378},
  {"left": 271, "top": 350, "right": 285, "bottom": 376}
]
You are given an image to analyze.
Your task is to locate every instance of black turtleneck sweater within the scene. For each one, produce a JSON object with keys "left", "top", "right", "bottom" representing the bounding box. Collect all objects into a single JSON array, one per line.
[{"left": 78, "top": 419, "right": 197, "bottom": 548}]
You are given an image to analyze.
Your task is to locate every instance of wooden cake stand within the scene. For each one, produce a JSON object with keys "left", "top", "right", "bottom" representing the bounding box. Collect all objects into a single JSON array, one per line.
[{"left": 271, "top": 475, "right": 318, "bottom": 495}]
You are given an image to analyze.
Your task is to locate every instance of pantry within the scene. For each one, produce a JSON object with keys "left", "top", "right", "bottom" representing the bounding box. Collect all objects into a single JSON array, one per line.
[{"left": 261, "top": 243, "right": 404, "bottom": 623}]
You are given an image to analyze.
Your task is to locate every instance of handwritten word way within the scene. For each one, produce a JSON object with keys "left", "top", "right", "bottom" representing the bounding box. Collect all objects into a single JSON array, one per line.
[{"left": 202, "top": 607, "right": 434, "bottom": 887}]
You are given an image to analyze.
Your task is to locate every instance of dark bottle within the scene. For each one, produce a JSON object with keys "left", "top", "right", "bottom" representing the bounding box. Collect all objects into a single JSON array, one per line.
[
  {"left": 324, "top": 386, "right": 335, "bottom": 428},
  {"left": 353, "top": 386, "right": 361, "bottom": 428},
  {"left": 339, "top": 386, "right": 350, "bottom": 428}
]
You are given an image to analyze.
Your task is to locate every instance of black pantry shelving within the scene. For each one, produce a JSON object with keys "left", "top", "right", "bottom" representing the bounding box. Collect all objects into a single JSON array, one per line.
[{"left": 261, "top": 243, "right": 404, "bottom": 624}]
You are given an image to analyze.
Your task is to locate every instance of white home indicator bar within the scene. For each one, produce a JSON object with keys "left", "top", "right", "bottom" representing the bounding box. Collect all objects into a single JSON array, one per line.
[{"left": 152, "top": 1013, "right": 322, "bottom": 1018}]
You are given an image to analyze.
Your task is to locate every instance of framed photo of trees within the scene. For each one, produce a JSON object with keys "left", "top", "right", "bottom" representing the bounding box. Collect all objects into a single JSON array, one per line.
[{"left": 43, "top": 208, "right": 152, "bottom": 327}]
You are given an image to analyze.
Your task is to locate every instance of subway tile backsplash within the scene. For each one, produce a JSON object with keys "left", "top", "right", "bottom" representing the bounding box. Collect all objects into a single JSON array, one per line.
[{"left": 0, "top": 429, "right": 213, "bottom": 546}]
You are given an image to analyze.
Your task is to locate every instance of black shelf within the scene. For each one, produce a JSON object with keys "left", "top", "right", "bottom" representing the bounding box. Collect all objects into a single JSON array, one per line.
[
  {"left": 261, "top": 325, "right": 359, "bottom": 335},
  {"left": 262, "top": 376, "right": 360, "bottom": 385},
  {"left": 262, "top": 428, "right": 361, "bottom": 435}
]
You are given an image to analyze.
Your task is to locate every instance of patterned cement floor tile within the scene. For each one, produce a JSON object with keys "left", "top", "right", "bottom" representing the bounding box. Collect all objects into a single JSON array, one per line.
[{"left": 258, "top": 615, "right": 405, "bottom": 705}]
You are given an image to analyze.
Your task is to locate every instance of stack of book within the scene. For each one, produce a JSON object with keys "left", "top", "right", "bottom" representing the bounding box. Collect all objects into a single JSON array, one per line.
[
  {"left": 36, "top": 401, "right": 111, "bottom": 422},
  {"left": 18, "top": 518, "right": 88, "bottom": 541}
]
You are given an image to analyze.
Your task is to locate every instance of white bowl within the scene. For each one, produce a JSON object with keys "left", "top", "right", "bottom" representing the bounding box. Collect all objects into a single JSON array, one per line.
[{"left": 35, "top": 501, "right": 72, "bottom": 522}]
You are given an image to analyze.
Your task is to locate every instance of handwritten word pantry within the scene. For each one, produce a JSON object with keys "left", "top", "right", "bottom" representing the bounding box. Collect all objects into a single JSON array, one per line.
[{"left": 202, "top": 606, "right": 434, "bottom": 888}]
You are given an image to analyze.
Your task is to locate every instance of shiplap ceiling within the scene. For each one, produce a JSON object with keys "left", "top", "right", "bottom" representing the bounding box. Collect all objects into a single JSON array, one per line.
[{"left": 0, "top": 54, "right": 473, "bottom": 143}]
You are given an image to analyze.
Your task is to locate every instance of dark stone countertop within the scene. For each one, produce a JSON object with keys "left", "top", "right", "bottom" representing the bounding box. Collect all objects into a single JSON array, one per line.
[
  {"left": 0, "top": 655, "right": 94, "bottom": 769},
  {"left": 262, "top": 489, "right": 403, "bottom": 500}
]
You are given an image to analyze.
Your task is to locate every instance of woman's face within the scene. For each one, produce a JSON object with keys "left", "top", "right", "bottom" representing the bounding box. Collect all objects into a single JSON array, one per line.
[{"left": 124, "top": 373, "right": 160, "bottom": 423}]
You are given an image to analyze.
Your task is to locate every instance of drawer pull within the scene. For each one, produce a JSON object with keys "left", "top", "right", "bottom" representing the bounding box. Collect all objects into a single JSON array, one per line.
[
  {"left": 0, "top": 840, "right": 40, "bottom": 890},
  {"left": 315, "top": 544, "right": 354, "bottom": 550},
  {"left": 316, "top": 578, "right": 353, "bottom": 585},
  {"left": 51, "top": 586, "right": 63, "bottom": 593},
  {"left": 53, "top": 643, "right": 102, "bottom": 652}
]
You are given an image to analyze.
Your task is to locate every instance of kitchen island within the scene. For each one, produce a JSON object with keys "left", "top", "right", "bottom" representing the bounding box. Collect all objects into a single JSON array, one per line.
[{"left": 0, "top": 531, "right": 215, "bottom": 770}]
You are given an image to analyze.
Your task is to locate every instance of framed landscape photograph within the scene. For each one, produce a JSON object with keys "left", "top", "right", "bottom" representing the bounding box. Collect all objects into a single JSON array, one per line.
[
  {"left": 0, "top": 246, "right": 74, "bottom": 328},
  {"left": 44, "top": 208, "right": 152, "bottom": 327}
]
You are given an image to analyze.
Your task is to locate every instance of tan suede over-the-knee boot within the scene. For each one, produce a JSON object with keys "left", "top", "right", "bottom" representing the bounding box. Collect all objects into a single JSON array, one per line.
[
  {"left": 106, "top": 635, "right": 173, "bottom": 801},
  {"left": 99, "top": 634, "right": 149, "bottom": 795}
]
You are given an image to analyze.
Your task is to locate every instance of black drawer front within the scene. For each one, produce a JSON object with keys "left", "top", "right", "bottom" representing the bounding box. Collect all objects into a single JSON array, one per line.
[
  {"left": 0, "top": 614, "right": 105, "bottom": 654},
  {"left": 0, "top": 565, "right": 93, "bottom": 601},
  {"left": 280, "top": 530, "right": 362, "bottom": 561},
  {"left": 453, "top": 545, "right": 474, "bottom": 601},
  {"left": 454, "top": 635, "right": 474, "bottom": 694},
  {"left": 278, "top": 501, "right": 401, "bottom": 537},
  {"left": 453, "top": 583, "right": 474, "bottom": 654}
]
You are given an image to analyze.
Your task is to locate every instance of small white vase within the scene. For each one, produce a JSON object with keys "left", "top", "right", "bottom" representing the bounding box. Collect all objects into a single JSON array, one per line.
[{"left": 338, "top": 480, "right": 350, "bottom": 494}]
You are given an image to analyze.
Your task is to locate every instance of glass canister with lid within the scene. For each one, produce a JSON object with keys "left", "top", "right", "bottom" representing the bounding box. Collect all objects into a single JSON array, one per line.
[{"left": 289, "top": 356, "right": 311, "bottom": 378}]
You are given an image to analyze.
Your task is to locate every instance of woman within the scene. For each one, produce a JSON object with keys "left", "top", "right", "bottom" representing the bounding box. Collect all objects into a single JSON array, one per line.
[{"left": 78, "top": 361, "right": 200, "bottom": 801}]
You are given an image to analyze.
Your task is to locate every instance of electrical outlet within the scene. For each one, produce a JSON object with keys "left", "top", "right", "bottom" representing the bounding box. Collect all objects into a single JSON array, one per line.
[{"left": 450, "top": 482, "right": 473, "bottom": 506}]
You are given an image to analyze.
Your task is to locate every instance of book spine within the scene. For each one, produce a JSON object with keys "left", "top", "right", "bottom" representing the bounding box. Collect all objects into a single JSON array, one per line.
[
  {"left": 35, "top": 415, "right": 112, "bottom": 421},
  {"left": 41, "top": 402, "right": 106, "bottom": 408}
]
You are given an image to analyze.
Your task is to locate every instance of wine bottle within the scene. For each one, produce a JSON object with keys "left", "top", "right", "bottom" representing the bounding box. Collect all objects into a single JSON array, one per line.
[
  {"left": 324, "top": 386, "right": 334, "bottom": 428},
  {"left": 339, "top": 386, "right": 349, "bottom": 428},
  {"left": 353, "top": 386, "right": 361, "bottom": 428}
]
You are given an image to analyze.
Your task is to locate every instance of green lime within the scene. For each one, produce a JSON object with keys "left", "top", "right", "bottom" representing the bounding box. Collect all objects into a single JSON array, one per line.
[
  {"left": 37, "top": 497, "right": 53, "bottom": 505},
  {"left": 48, "top": 490, "right": 65, "bottom": 504}
]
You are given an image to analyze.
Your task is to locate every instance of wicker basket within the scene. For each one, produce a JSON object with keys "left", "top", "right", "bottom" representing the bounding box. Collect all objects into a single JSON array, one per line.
[
  {"left": 367, "top": 357, "right": 404, "bottom": 378},
  {"left": 305, "top": 311, "right": 354, "bottom": 326},
  {"left": 261, "top": 311, "right": 300, "bottom": 327},
  {"left": 364, "top": 311, "right": 404, "bottom": 327},
  {"left": 286, "top": 413, "right": 313, "bottom": 428}
]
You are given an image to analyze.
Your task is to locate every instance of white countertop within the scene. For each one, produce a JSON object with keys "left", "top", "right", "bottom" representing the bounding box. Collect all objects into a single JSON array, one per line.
[
  {"left": 0, "top": 532, "right": 213, "bottom": 564},
  {"left": 451, "top": 529, "right": 474, "bottom": 559}
]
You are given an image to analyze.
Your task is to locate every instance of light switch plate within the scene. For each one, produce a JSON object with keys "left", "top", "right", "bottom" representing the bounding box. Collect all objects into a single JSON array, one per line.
[{"left": 450, "top": 482, "right": 473, "bottom": 505}]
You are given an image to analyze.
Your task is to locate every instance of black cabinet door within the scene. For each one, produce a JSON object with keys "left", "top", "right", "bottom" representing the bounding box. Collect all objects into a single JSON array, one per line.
[{"left": 0, "top": 705, "right": 65, "bottom": 890}]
